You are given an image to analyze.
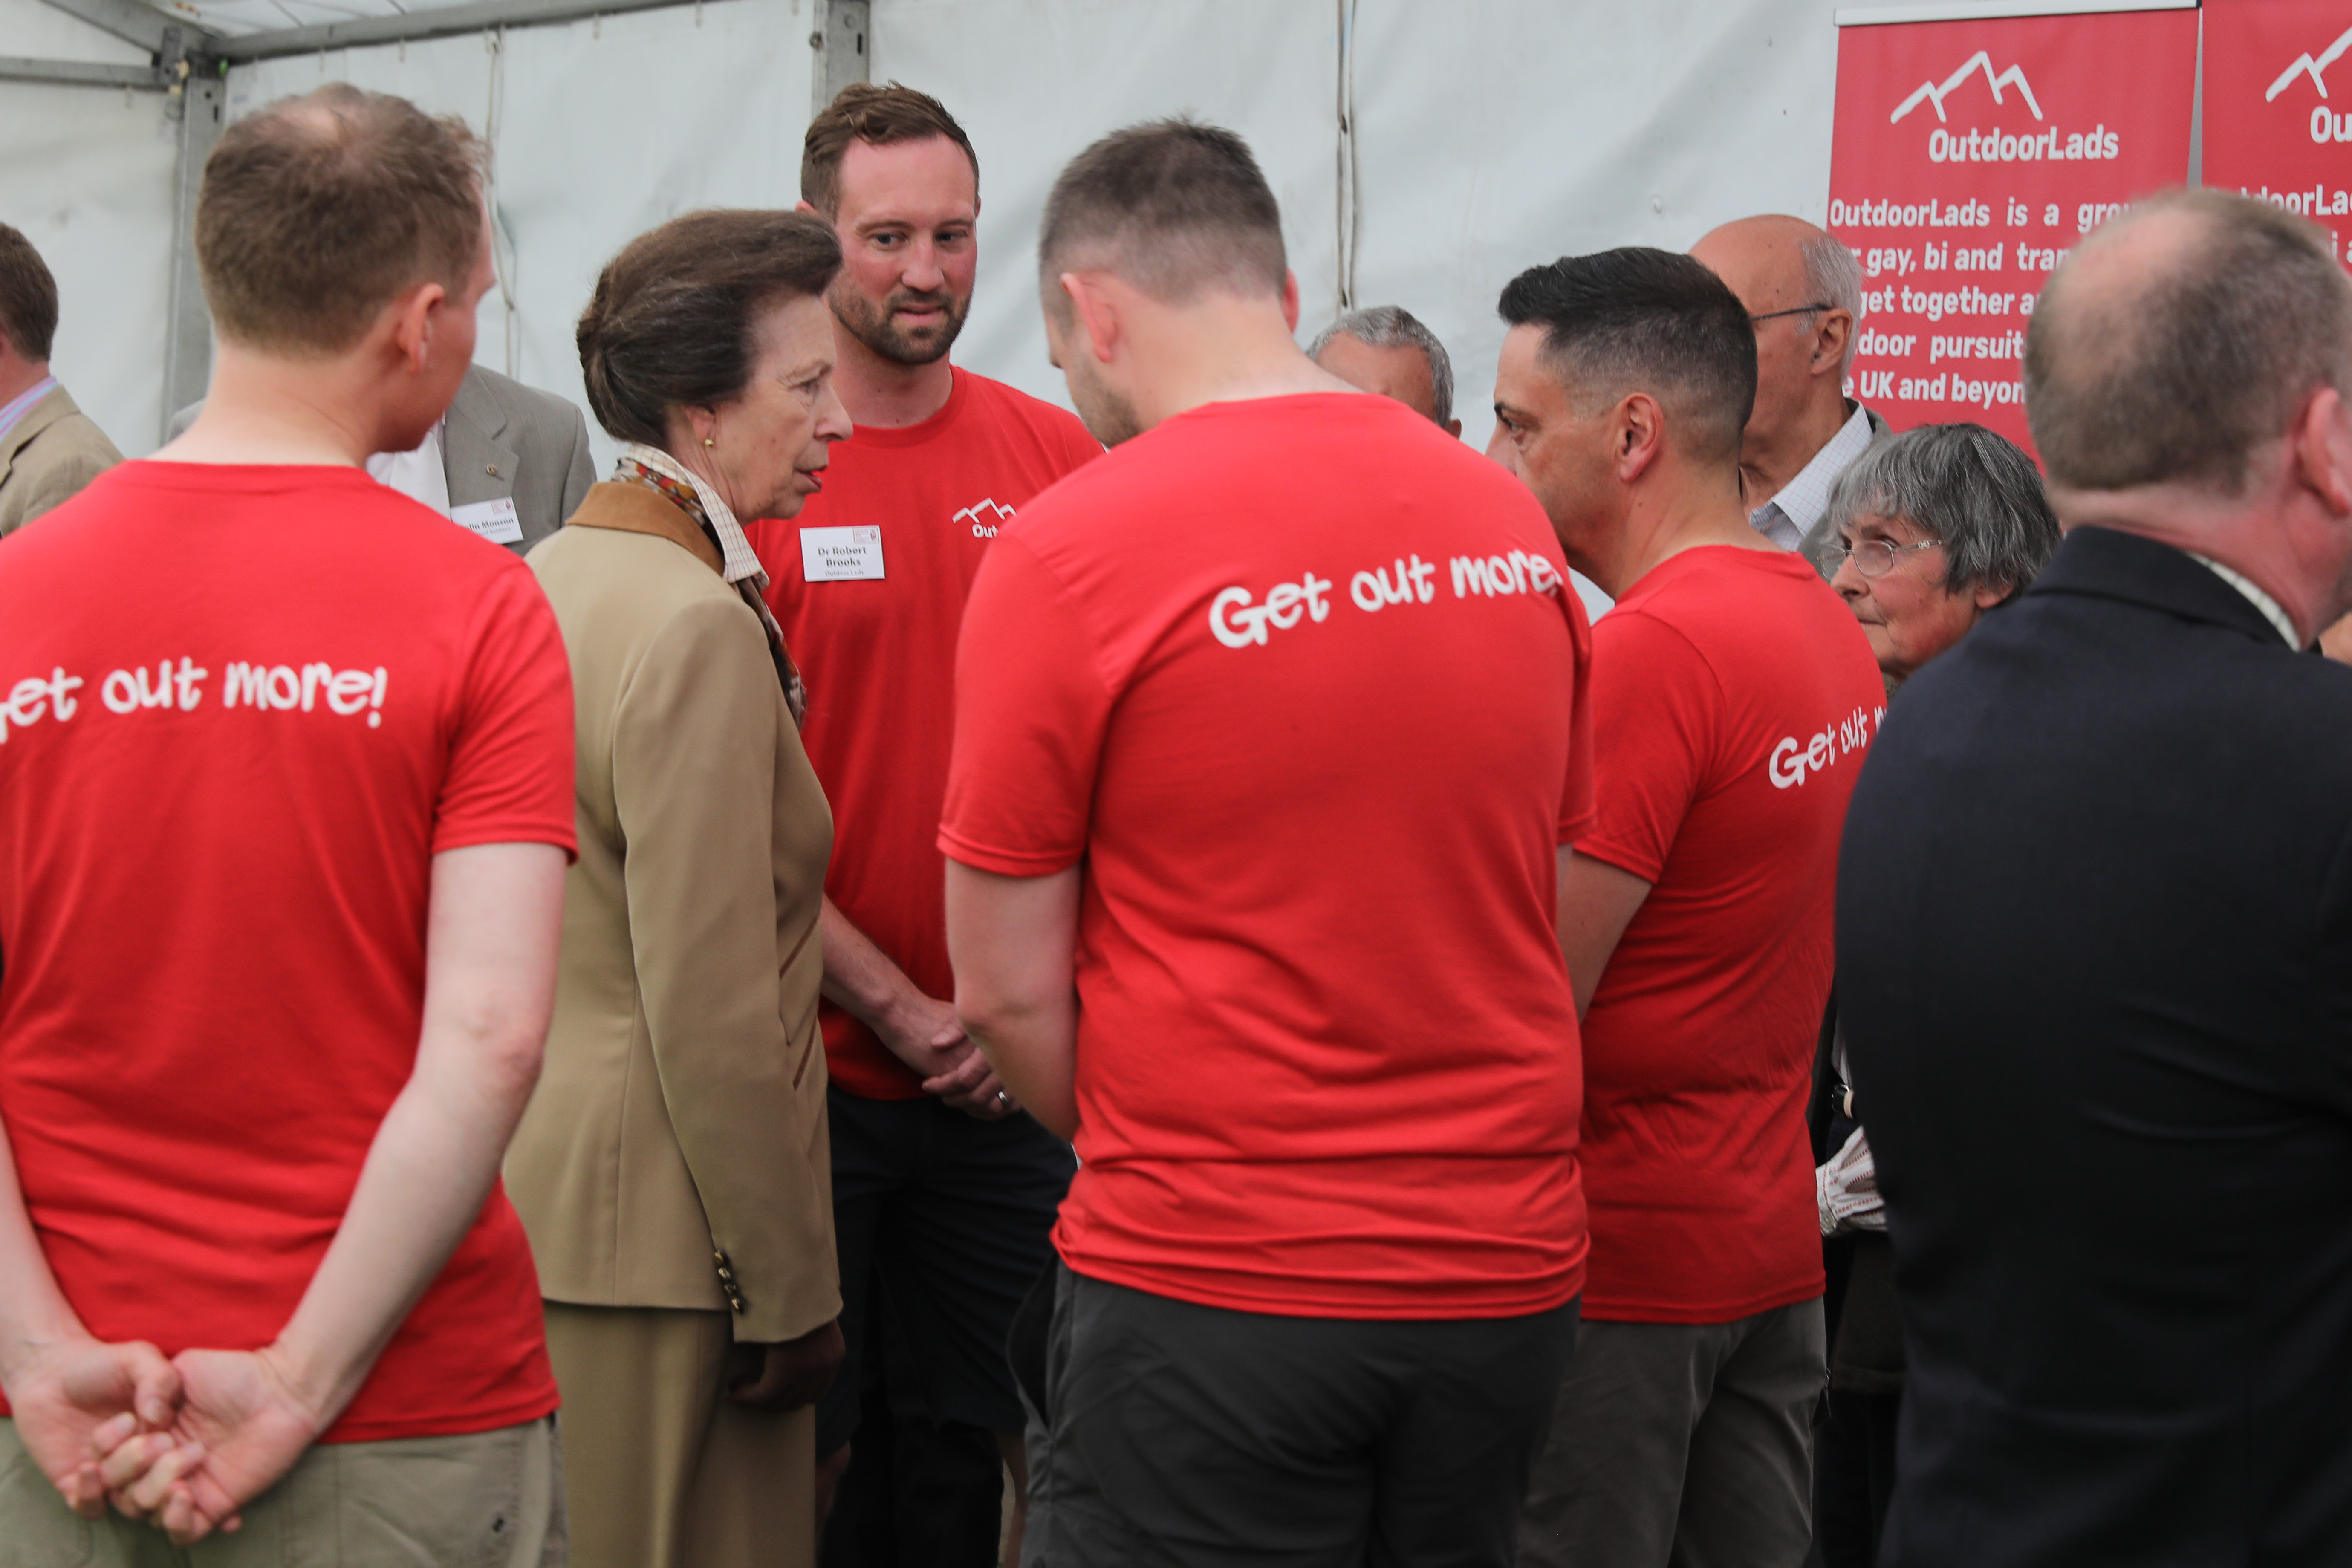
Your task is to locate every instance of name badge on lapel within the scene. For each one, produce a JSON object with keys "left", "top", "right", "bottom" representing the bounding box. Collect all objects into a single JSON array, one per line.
[
  {"left": 802, "top": 525, "right": 886, "bottom": 582},
  {"left": 451, "top": 497, "right": 524, "bottom": 545}
]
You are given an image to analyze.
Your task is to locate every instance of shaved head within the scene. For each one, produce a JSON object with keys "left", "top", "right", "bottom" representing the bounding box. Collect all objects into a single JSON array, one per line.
[{"left": 2026, "top": 189, "right": 2352, "bottom": 494}]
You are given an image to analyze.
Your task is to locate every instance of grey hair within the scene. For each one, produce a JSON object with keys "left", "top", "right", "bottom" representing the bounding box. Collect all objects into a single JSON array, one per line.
[
  {"left": 1823, "top": 423, "right": 2060, "bottom": 601},
  {"left": 1800, "top": 232, "right": 1864, "bottom": 376},
  {"left": 1308, "top": 304, "right": 1456, "bottom": 424}
]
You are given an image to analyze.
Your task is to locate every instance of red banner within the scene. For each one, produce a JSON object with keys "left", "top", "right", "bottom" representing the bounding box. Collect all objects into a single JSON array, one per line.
[
  {"left": 2204, "top": 0, "right": 2352, "bottom": 266},
  {"left": 1826, "top": 6, "right": 2197, "bottom": 453}
]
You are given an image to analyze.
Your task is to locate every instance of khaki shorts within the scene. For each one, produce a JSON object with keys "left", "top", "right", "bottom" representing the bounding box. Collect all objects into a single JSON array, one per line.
[{"left": 0, "top": 1412, "right": 565, "bottom": 1568}]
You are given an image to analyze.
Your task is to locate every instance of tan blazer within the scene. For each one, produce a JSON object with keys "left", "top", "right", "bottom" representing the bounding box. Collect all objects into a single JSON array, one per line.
[
  {"left": 0, "top": 385, "right": 121, "bottom": 536},
  {"left": 508, "top": 481, "right": 839, "bottom": 1346}
]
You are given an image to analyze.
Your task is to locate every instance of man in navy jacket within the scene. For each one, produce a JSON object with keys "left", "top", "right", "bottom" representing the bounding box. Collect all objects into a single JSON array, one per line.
[{"left": 1840, "top": 188, "right": 2352, "bottom": 1566}]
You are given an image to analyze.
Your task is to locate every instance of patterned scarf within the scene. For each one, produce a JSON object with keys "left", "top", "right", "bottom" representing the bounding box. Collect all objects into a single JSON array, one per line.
[{"left": 612, "top": 446, "right": 809, "bottom": 726}]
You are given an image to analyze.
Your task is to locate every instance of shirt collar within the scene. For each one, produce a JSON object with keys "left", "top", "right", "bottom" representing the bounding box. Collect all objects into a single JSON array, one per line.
[
  {"left": 1750, "top": 401, "right": 1877, "bottom": 538},
  {"left": 618, "top": 442, "right": 769, "bottom": 592},
  {"left": 2187, "top": 552, "right": 2301, "bottom": 647},
  {"left": 0, "top": 376, "right": 58, "bottom": 445}
]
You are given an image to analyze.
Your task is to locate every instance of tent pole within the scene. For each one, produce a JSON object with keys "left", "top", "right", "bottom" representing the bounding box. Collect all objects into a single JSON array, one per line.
[
  {"left": 161, "top": 66, "right": 223, "bottom": 443},
  {"left": 811, "top": 0, "right": 870, "bottom": 118},
  {"left": 213, "top": 0, "right": 702, "bottom": 61},
  {"left": 27, "top": 0, "right": 193, "bottom": 55},
  {"left": 0, "top": 55, "right": 166, "bottom": 88}
]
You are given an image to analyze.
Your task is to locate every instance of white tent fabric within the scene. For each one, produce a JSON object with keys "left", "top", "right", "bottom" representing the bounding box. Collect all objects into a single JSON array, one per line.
[{"left": 2, "top": 0, "right": 1850, "bottom": 503}]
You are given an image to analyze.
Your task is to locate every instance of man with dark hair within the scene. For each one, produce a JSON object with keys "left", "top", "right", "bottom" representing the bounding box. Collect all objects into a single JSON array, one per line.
[
  {"left": 0, "top": 84, "right": 574, "bottom": 1560},
  {"left": 942, "top": 118, "right": 1593, "bottom": 1568},
  {"left": 1488, "top": 247, "right": 1882, "bottom": 1568},
  {"left": 1309, "top": 304, "right": 1461, "bottom": 436},
  {"left": 742, "top": 80, "right": 1095, "bottom": 1566},
  {"left": 1841, "top": 189, "right": 2352, "bottom": 1567},
  {"left": 0, "top": 223, "right": 121, "bottom": 535},
  {"left": 1691, "top": 214, "right": 1880, "bottom": 578}
]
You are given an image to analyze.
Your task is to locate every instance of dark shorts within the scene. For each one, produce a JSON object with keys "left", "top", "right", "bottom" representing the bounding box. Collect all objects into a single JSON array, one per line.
[
  {"left": 817, "top": 1086, "right": 1075, "bottom": 1455},
  {"left": 1027, "top": 1265, "right": 1579, "bottom": 1568},
  {"left": 1517, "top": 1297, "right": 1827, "bottom": 1568}
]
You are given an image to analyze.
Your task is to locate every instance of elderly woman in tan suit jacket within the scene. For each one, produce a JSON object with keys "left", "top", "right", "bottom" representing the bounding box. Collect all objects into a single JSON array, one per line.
[{"left": 506, "top": 208, "right": 852, "bottom": 1568}]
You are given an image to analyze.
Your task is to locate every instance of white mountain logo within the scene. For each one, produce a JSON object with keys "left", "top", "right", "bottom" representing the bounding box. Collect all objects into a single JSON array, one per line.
[
  {"left": 1891, "top": 51, "right": 2044, "bottom": 124},
  {"left": 2268, "top": 25, "right": 2352, "bottom": 100},
  {"left": 953, "top": 498, "right": 1014, "bottom": 527},
  {"left": 954, "top": 497, "right": 1016, "bottom": 537}
]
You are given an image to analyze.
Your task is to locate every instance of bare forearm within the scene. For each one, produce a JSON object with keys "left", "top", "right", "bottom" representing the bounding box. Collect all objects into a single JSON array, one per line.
[
  {"left": 961, "top": 1000, "right": 1078, "bottom": 1139},
  {"left": 0, "top": 1116, "right": 88, "bottom": 1386},
  {"left": 269, "top": 1042, "right": 540, "bottom": 1423},
  {"left": 819, "top": 895, "right": 930, "bottom": 1033},
  {"left": 944, "top": 862, "right": 1082, "bottom": 1139},
  {"left": 271, "top": 841, "right": 563, "bottom": 1427}
]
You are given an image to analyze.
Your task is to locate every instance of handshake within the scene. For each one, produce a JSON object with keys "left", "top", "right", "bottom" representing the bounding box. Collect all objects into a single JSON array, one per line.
[{"left": 8, "top": 1332, "right": 335, "bottom": 1546}]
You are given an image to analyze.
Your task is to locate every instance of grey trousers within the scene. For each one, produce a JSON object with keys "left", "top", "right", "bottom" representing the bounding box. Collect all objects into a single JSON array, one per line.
[
  {"left": 1517, "top": 1297, "right": 1826, "bottom": 1568},
  {"left": 1029, "top": 1265, "right": 1579, "bottom": 1568}
]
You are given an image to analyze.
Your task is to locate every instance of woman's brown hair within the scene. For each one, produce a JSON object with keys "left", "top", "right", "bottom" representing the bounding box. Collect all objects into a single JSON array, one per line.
[{"left": 576, "top": 209, "right": 842, "bottom": 448}]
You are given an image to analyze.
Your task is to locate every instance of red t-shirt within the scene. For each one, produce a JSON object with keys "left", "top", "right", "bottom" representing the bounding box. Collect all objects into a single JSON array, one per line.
[
  {"left": 1573, "top": 545, "right": 1883, "bottom": 1324},
  {"left": 0, "top": 462, "right": 576, "bottom": 1441},
  {"left": 746, "top": 368, "right": 1099, "bottom": 1100},
  {"left": 939, "top": 393, "right": 1593, "bottom": 1319}
]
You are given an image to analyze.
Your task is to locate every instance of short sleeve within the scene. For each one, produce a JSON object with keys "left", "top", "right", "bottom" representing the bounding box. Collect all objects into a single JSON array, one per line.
[
  {"left": 1559, "top": 586, "right": 1597, "bottom": 844},
  {"left": 435, "top": 566, "right": 578, "bottom": 858},
  {"left": 1572, "top": 607, "right": 1719, "bottom": 883},
  {"left": 938, "top": 536, "right": 1112, "bottom": 876}
]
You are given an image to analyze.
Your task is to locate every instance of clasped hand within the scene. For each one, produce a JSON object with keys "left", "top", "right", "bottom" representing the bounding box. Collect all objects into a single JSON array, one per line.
[{"left": 12, "top": 1335, "right": 327, "bottom": 1546}]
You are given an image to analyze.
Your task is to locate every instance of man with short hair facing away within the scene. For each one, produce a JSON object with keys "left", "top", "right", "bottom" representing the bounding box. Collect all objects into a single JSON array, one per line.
[
  {"left": 0, "top": 222, "right": 121, "bottom": 535},
  {"left": 942, "top": 119, "right": 1593, "bottom": 1568},
  {"left": 1691, "top": 214, "right": 1880, "bottom": 577},
  {"left": 1840, "top": 191, "right": 2352, "bottom": 1568},
  {"left": 1489, "top": 248, "right": 1883, "bottom": 1568},
  {"left": 1309, "top": 303, "right": 1462, "bottom": 436},
  {"left": 740, "top": 82, "right": 1097, "bottom": 1561},
  {"left": 0, "top": 84, "right": 574, "bottom": 1560}
]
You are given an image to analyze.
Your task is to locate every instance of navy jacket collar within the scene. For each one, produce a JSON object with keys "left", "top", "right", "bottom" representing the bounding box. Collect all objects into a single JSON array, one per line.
[{"left": 2026, "top": 525, "right": 2297, "bottom": 649}]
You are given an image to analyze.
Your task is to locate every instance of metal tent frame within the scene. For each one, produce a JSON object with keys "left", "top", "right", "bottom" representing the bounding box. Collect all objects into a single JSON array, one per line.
[{"left": 9, "top": 0, "right": 870, "bottom": 436}]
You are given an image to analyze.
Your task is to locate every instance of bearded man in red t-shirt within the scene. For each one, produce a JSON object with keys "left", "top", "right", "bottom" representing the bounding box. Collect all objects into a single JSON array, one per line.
[
  {"left": 941, "top": 121, "right": 1594, "bottom": 1568},
  {"left": 740, "top": 84, "right": 1096, "bottom": 1562},
  {"left": 0, "top": 86, "right": 574, "bottom": 1560},
  {"left": 1487, "top": 248, "right": 1884, "bottom": 1568}
]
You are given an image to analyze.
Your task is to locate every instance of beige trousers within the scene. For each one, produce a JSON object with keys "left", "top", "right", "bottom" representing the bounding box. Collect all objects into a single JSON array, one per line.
[
  {"left": 543, "top": 1302, "right": 815, "bottom": 1568},
  {"left": 0, "top": 1412, "right": 564, "bottom": 1567}
]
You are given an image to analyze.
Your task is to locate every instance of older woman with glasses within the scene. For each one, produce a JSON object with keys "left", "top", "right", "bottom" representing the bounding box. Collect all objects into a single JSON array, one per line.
[{"left": 1812, "top": 422, "right": 2060, "bottom": 1567}]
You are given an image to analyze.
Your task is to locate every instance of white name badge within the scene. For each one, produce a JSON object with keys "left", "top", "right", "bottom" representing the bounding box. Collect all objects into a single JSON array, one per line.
[
  {"left": 801, "top": 525, "right": 886, "bottom": 582},
  {"left": 451, "top": 497, "right": 524, "bottom": 545}
]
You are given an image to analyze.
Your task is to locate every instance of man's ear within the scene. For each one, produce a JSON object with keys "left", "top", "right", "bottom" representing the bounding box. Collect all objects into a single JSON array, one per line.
[
  {"left": 793, "top": 199, "right": 821, "bottom": 219},
  {"left": 1812, "top": 310, "right": 1854, "bottom": 379},
  {"left": 1445, "top": 417, "right": 1464, "bottom": 441},
  {"left": 1062, "top": 273, "right": 1121, "bottom": 366},
  {"left": 1280, "top": 270, "right": 1300, "bottom": 334},
  {"left": 2291, "top": 384, "right": 2352, "bottom": 520},
  {"left": 1615, "top": 392, "right": 1667, "bottom": 483},
  {"left": 385, "top": 280, "right": 449, "bottom": 374}
]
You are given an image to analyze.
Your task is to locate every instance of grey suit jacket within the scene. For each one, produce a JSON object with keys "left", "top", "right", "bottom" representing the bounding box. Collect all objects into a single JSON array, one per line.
[
  {"left": 446, "top": 365, "right": 598, "bottom": 554},
  {"left": 168, "top": 364, "right": 596, "bottom": 556},
  {"left": 0, "top": 385, "right": 121, "bottom": 536}
]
